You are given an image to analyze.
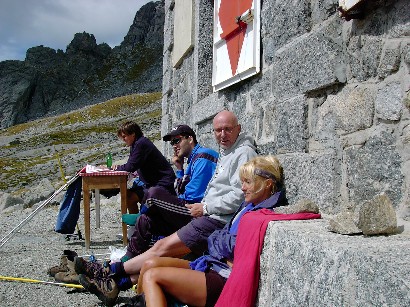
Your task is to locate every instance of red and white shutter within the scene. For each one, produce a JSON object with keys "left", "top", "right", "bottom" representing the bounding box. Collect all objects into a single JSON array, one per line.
[{"left": 212, "top": 0, "right": 261, "bottom": 92}]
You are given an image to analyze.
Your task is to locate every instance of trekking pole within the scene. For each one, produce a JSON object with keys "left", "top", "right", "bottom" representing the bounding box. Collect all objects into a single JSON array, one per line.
[
  {"left": 0, "top": 275, "right": 83, "bottom": 289},
  {"left": 0, "top": 173, "right": 80, "bottom": 249}
]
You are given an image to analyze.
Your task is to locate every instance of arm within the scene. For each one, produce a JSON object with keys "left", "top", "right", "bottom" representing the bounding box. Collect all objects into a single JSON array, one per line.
[
  {"left": 207, "top": 147, "right": 257, "bottom": 216},
  {"left": 179, "top": 157, "right": 217, "bottom": 202},
  {"left": 207, "top": 225, "right": 236, "bottom": 261},
  {"left": 115, "top": 139, "right": 150, "bottom": 172}
]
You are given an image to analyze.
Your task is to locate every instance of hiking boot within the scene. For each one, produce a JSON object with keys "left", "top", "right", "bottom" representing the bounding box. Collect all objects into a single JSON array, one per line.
[
  {"left": 79, "top": 274, "right": 119, "bottom": 307},
  {"left": 54, "top": 270, "right": 80, "bottom": 284},
  {"left": 54, "top": 252, "right": 80, "bottom": 284},
  {"left": 74, "top": 257, "right": 110, "bottom": 279},
  {"left": 47, "top": 250, "right": 78, "bottom": 277}
]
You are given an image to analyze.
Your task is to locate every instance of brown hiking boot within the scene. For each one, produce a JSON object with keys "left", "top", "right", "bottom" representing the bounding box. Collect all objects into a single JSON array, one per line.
[
  {"left": 79, "top": 274, "right": 119, "bottom": 307},
  {"left": 74, "top": 257, "right": 109, "bottom": 279},
  {"left": 54, "top": 257, "right": 79, "bottom": 284},
  {"left": 54, "top": 271, "right": 80, "bottom": 284},
  {"left": 47, "top": 250, "right": 78, "bottom": 277}
]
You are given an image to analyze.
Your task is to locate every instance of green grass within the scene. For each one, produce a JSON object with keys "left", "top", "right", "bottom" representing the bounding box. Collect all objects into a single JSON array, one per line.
[{"left": 0, "top": 92, "right": 162, "bottom": 194}]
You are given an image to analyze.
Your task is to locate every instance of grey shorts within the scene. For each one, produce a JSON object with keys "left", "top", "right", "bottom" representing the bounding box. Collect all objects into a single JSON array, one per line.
[{"left": 177, "top": 216, "right": 225, "bottom": 255}]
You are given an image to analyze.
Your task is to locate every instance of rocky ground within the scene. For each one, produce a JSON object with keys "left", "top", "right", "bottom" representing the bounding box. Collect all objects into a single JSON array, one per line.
[
  {"left": 0, "top": 193, "right": 137, "bottom": 307},
  {"left": 0, "top": 93, "right": 164, "bottom": 306}
]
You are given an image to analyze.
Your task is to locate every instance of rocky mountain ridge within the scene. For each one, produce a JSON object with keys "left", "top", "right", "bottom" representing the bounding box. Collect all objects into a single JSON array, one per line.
[{"left": 0, "top": 0, "right": 164, "bottom": 129}]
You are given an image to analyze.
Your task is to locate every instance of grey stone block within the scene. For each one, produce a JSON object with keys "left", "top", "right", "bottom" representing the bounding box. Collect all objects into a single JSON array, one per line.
[
  {"left": 276, "top": 95, "right": 308, "bottom": 153},
  {"left": 192, "top": 94, "right": 227, "bottom": 124},
  {"left": 314, "top": 85, "right": 375, "bottom": 137},
  {"left": 347, "top": 35, "right": 383, "bottom": 82},
  {"left": 344, "top": 130, "right": 404, "bottom": 207},
  {"left": 355, "top": 193, "right": 398, "bottom": 235},
  {"left": 275, "top": 199, "right": 320, "bottom": 214},
  {"left": 0, "top": 192, "right": 24, "bottom": 213},
  {"left": 21, "top": 178, "right": 55, "bottom": 207},
  {"left": 327, "top": 211, "right": 362, "bottom": 234},
  {"left": 271, "top": 18, "right": 345, "bottom": 101},
  {"left": 279, "top": 151, "right": 339, "bottom": 214},
  {"left": 261, "top": 0, "right": 312, "bottom": 62},
  {"left": 258, "top": 220, "right": 410, "bottom": 306},
  {"left": 377, "top": 42, "right": 401, "bottom": 79},
  {"left": 375, "top": 82, "right": 403, "bottom": 121}
]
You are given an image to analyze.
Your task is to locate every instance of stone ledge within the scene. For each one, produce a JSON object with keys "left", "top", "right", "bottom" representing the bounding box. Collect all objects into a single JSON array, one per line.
[{"left": 257, "top": 219, "right": 410, "bottom": 306}]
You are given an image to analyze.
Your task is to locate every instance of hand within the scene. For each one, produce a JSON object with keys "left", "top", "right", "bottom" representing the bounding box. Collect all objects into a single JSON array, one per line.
[
  {"left": 172, "top": 155, "right": 183, "bottom": 170},
  {"left": 185, "top": 203, "right": 204, "bottom": 217}
]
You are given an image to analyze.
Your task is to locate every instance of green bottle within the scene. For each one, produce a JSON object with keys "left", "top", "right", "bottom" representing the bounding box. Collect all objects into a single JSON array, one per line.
[{"left": 106, "top": 153, "right": 112, "bottom": 168}]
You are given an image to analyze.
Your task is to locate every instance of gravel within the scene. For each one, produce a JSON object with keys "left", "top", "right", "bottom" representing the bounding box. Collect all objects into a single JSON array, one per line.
[{"left": 0, "top": 194, "right": 136, "bottom": 307}]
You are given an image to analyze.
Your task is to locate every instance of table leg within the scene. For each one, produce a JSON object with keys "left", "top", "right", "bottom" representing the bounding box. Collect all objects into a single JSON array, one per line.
[
  {"left": 120, "top": 177, "right": 128, "bottom": 246},
  {"left": 83, "top": 180, "right": 91, "bottom": 250},
  {"left": 95, "top": 189, "right": 100, "bottom": 228}
]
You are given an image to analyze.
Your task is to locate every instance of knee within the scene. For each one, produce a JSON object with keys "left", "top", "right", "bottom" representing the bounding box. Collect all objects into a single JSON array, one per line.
[
  {"left": 145, "top": 186, "right": 163, "bottom": 198},
  {"left": 142, "top": 267, "right": 161, "bottom": 287},
  {"left": 141, "top": 256, "right": 161, "bottom": 272},
  {"left": 150, "top": 238, "right": 169, "bottom": 256}
]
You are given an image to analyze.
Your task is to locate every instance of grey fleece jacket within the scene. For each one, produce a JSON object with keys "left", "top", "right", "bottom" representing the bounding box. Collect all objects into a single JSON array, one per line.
[{"left": 202, "top": 133, "right": 257, "bottom": 224}]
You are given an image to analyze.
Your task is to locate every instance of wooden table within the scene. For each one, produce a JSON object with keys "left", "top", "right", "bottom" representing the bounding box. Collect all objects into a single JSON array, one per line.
[{"left": 80, "top": 170, "right": 129, "bottom": 250}]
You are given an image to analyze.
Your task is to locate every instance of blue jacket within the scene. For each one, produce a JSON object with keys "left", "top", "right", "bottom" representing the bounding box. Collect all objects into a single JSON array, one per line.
[
  {"left": 190, "top": 189, "right": 288, "bottom": 277},
  {"left": 116, "top": 136, "right": 176, "bottom": 193},
  {"left": 175, "top": 144, "right": 218, "bottom": 203}
]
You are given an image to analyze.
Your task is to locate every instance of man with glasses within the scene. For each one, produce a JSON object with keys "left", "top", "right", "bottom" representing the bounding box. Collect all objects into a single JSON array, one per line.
[{"left": 76, "top": 111, "right": 258, "bottom": 305}]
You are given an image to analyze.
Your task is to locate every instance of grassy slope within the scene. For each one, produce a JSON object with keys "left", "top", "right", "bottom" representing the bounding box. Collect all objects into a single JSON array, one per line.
[{"left": 0, "top": 92, "right": 162, "bottom": 195}]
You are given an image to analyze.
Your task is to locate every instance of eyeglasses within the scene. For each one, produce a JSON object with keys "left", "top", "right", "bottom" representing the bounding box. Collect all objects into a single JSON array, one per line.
[
  {"left": 213, "top": 125, "right": 238, "bottom": 134},
  {"left": 170, "top": 137, "right": 182, "bottom": 146}
]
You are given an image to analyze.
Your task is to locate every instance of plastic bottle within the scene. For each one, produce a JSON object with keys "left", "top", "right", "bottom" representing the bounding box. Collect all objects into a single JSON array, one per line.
[{"left": 106, "top": 152, "right": 112, "bottom": 168}]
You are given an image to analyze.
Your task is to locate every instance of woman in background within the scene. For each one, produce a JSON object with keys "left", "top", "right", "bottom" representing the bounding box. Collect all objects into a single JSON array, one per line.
[{"left": 112, "top": 121, "right": 176, "bottom": 214}]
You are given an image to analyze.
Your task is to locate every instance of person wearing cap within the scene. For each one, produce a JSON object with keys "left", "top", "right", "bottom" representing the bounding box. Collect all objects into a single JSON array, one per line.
[
  {"left": 75, "top": 111, "right": 258, "bottom": 304},
  {"left": 121, "top": 124, "right": 219, "bottom": 260}
]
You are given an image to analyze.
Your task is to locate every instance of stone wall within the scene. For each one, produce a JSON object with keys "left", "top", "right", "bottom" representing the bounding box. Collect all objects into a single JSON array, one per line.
[
  {"left": 161, "top": 0, "right": 410, "bottom": 305},
  {"left": 161, "top": 0, "right": 410, "bottom": 220}
]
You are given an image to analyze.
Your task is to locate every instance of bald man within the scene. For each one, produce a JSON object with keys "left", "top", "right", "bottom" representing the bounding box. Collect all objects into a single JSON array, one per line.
[{"left": 77, "top": 111, "right": 258, "bottom": 305}]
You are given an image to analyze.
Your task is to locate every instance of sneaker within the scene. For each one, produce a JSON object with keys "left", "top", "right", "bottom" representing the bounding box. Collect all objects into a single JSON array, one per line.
[
  {"left": 74, "top": 257, "right": 108, "bottom": 279},
  {"left": 47, "top": 250, "right": 78, "bottom": 277},
  {"left": 79, "top": 274, "right": 119, "bottom": 307}
]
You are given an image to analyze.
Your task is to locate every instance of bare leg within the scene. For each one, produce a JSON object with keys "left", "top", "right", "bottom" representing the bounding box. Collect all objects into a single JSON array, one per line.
[
  {"left": 124, "top": 232, "right": 191, "bottom": 276},
  {"left": 126, "top": 190, "right": 140, "bottom": 214},
  {"left": 143, "top": 266, "right": 207, "bottom": 307},
  {"left": 136, "top": 257, "right": 190, "bottom": 294}
]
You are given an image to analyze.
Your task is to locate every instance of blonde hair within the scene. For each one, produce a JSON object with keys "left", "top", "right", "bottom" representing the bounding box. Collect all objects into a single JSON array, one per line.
[{"left": 239, "top": 155, "right": 284, "bottom": 194}]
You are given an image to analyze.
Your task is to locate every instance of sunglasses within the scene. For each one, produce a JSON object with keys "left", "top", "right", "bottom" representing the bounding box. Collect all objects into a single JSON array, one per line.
[{"left": 170, "top": 137, "right": 183, "bottom": 146}]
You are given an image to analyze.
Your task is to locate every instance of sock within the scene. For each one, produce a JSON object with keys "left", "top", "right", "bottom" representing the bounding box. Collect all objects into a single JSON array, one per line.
[
  {"left": 110, "top": 262, "right": 126, "bottom": 276},
  {"left": 120, "top": 255, "right": 131, "bottom": 262},
  {"left": 110, "top": 261, "right": 132, "bottom": 290}
]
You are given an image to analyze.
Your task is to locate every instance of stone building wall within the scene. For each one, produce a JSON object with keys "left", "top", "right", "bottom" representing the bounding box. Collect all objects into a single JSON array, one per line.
[{"left": 161, "top": 0, "right": 410, "bottom": 219}]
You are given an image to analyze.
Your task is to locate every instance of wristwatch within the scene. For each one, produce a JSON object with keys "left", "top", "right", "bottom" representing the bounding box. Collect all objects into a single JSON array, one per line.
[{"left": 202, "top": 203, "right": 209, "bottom": 216}]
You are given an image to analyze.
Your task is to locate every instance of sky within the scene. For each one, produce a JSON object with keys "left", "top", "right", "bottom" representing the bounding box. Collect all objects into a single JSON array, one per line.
[{"left": 0, "top": 0, "right": 153, "bottom": 62}]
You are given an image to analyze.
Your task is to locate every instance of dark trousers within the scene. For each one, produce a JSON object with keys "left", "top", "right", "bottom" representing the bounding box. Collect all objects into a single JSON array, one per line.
[{"left": 126, "top": 186, "right": 193, "bottom": 258}]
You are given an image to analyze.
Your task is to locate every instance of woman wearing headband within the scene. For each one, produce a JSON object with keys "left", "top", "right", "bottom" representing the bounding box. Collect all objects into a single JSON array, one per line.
[{"left": 134, "top": 155, "right": 288, "bottom": 307}]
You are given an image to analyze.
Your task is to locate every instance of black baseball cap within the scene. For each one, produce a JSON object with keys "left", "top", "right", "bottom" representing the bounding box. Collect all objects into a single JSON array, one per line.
[{"left": 163, "top": 124, "right": 196, "bottom": 141}]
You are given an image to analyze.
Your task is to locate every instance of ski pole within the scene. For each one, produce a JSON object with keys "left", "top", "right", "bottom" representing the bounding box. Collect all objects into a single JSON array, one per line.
[
  {"left": 0, "top": 275, "right": 83, "bottom": 289},
  {"left": 0, "top": 173, "right": 80, "bottom": 248}
]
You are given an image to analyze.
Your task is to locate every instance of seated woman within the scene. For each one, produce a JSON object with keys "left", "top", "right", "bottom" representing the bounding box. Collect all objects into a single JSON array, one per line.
[
  {"left": 136, "top": 155, "right": 288, "bottom": 307},
  {"left": 112, "top": 121, "right": 176, "bottom": 214}
]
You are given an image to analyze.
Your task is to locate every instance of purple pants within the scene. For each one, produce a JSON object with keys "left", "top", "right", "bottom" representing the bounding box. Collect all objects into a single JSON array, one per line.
[{"left": 125, "top": 186, "right": 193, "bottom": 258}]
